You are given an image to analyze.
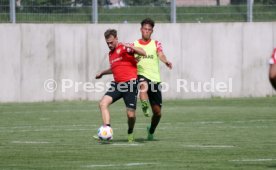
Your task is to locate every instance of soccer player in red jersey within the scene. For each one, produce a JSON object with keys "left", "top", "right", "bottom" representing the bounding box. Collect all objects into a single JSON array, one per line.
[
  {"left": 94, "top": 29, "right": 146, "bottom": 142},
  {"left": 269, "top": 48, "right": 276, "bottom": 90}
]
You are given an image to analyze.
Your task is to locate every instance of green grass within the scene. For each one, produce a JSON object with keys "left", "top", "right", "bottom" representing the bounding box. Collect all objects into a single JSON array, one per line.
[
  {"left": 1, "top": 5, "right": 276, "bottom": 23},
  {"left": 0, "top": 97, "right": 276, "bottom": 169}
]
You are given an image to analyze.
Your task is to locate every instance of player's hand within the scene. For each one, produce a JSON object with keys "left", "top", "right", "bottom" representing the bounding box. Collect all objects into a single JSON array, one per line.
[
  {"left": 135, "top": 55, "right": 141, "bottom": 62},
  {"left": 95, "top": 73, "right": 103, "bottom": 79},
  {"left": 165, "top": 61, "right": 172, "bottom": 69},
  {"left": 122, "top": 43, "right": 135, "bottom": 53},
  {"left": 122, "top": 43, "right": 132, "bottom": 49}
]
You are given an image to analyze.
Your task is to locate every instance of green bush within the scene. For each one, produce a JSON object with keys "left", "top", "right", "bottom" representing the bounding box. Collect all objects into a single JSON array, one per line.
[{"left": 124, "top": 0, "right": 167, "bottom": 6}]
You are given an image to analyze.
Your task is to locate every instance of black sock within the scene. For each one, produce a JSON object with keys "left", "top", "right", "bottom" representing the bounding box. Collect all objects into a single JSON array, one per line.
[
  {"left": 270, "top": 78, "right": 276, "bottom": 90},
  {"left": 127, "top": 117, "right": 135, "bottom": 134},
  {"left": 150, "top": 115, "right": 161, "bottom": 134},
  {"left": 128, "top": 129, "right": 133, "bottom": 134}
]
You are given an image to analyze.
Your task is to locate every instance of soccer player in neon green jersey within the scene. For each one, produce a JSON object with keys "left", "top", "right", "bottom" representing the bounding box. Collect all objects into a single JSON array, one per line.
[{"left": 134, "top": 18, "right": 172, "bottom": 140}]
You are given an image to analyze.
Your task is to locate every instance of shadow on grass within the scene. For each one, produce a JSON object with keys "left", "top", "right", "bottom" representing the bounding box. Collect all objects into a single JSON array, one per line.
[
  {"left": 267, "top": 164, "right": 276, "bottom": 168},
  {"left": 112, "top": 138, "right": 159, "bottom": 143},
  {"left": 94, "top": 137, "right": 160, "bottom": 145}
]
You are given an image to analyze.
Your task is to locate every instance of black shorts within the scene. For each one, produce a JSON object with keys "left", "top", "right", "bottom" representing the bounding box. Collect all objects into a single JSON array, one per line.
[
  {"left": 138, "top": 75, "right": 162, "bottom": 107},
  {"left": 105, "top": 80, "right": 138, "bottom": 110}
]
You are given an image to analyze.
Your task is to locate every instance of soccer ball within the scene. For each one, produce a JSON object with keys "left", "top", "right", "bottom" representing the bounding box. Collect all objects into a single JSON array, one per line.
[{"left": 97, "top": 125, "right": 113, "bottom": 140}]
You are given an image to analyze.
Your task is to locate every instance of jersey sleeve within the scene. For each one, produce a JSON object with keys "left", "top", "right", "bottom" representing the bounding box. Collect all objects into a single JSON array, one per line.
[
  {"left": 124, "top": 43, "right": 135, "bottom": 54},
  {"left": 272, "top": 48, "right": 276, "bottom": 58},
  {"left": 121, "top": 44, "right": 136, "bottom": 62},
  {"left": 155, "top": 40, "right": 163, "bottom": 53},
  {"left": 270, "top": 48, "right": 276, "bottom": 64}
]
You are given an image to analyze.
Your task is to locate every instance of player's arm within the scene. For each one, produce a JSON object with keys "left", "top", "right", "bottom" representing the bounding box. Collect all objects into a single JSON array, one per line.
[
  {"left": 123, "top": 43, "right": 146, "bottom": 56},
  {"left": 158, "top": 51, "right": 172, "bottom": 69},
  {"left": 132, "top": 46, "right": 146, "bottom": 56},
  {"left": 95, "top": 68, "right": 112, "bottom": 79},
  {"left": 156, "top": 40, "right": 172, "bottom": 69}
]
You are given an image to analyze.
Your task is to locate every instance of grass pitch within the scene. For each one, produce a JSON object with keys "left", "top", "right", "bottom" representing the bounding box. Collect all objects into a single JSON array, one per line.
[{"left": 0, "top": 97, "right": 276, "bottom": 169}]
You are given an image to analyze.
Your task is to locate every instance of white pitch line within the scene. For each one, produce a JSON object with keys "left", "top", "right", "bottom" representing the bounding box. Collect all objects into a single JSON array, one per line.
[
  {"left": 0, "top": 109, "right": 92, "bottom": 114},
  {"left": 83, "top": 162, "right": 155, "bottom": 168},
  {"left": 197, "top": 121, "right": 224, "bottom": 124},
  {"left": 0, "top": 124, "right": 96, "bottom": 129},
  {"left": 84, "top": 164, "right": 116, "bottom": 168},
  {"left": 183, "top": 145, "right": 235, "bottom": 148},
  {"left": 230, "top": 158, "right": 276, "bottom": 162},
  {"left": 173, "top": 119, "right": 276, "bottom": 125},
  {"left": 125, "top": 162, "right": 155, "bottom": 166},
  {"left": 233, "top": 120, "right": 276, "bottom": 123},
  {"left": 11, "top": 141, "right": 52, "bottom": 144},
  {"left": 0, "top": 128, "right": 91, "bottom": 133},
  {"left": 39, "top": 118, "right": 50, "bottom": 120}
]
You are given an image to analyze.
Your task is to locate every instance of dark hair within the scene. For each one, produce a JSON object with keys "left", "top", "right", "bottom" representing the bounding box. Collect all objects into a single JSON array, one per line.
[
  {"left": 141, "top": 18, "right": 155, "bottom": 28},
  {"left": 104, "top": 29, "right": 117, "bottom": 39}
]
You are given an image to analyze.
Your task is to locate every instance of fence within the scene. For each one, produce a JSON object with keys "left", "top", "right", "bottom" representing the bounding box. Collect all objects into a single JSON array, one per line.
[{"left": 1, "top": 0, "right": 276, "bottom": 23}]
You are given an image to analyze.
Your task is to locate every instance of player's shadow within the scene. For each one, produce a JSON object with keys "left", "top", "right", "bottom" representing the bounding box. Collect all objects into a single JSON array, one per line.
[
  {"left": 267, "top": 164, "right": 276, "bottom": 168},
  {"left": 111, "top": 138, "right": 159, "bottom": 143}
]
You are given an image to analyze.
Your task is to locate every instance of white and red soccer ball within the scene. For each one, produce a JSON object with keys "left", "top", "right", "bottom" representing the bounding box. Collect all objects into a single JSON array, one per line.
[{"left": 97, "top": 125, "right": 113, "bottom": 140}]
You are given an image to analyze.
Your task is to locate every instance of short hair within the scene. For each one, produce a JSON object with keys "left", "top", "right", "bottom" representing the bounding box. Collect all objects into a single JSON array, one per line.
[
  {"left": 141, "top": 18, "right": 155, "bottom": 28},
  {"left": 104, "top": 29, "right": 117, "bottom": 39}
]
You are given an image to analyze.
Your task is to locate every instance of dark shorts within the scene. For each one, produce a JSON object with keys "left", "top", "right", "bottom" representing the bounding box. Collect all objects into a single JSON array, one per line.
[
  {"left": 105, "top": 80, "right": 138, "bottom": 110},
  {"left": 138, "top": 75, "right": 162, "bottom": 107}
]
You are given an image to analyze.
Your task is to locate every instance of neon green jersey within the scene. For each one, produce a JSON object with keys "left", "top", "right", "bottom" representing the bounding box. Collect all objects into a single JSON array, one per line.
[{"left": 134, "top": 39, "right": 162, "bottom": 83}]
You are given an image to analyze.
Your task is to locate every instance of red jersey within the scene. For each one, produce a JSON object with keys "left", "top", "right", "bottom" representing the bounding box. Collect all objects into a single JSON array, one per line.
[
  {"left": 270, "top": 48, "right": 276, "bottom": 64},
  {"left": 109, "top": 43, "right": 137, "bottom": 82}
]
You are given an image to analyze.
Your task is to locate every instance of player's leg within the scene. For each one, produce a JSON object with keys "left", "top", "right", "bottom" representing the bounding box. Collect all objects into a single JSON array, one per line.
[
  {"left": 149, "top": 104, "right": 162, "bottom": 132},
  {"left": 93, "top": 82, "right": 122, "bottom": 141},
  {"left": 98, "top": 95, "right": 113, "bottom": 125},
  {"left": 99, "top": 82, "right": 122, "bottom": 126},
  {"left": 93, "top": 95, "right": 113, "bottom": 141},
  {"left": 147, "top": 83, "right": 162, "bottom": 140},
  {"left": 126, "top": 108, "right": 136, "bottom": 142},
  {"left": 147, "top": 106, "right": 162, "bottom": 140},
  {"left": 122, "top": 80, "right": 138, "bottom": 142},
  {"left": 139, "top": 80, "right": 149, "bottom": 100},
  {"left": 269, "top": 64, "right": 276, "bottom": 90},
  {"left": 138, "top": 75, "right": 150, "bottom": 117}
]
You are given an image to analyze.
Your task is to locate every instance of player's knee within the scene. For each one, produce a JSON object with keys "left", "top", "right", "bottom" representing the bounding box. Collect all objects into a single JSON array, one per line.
[
  {"left": 99, "top": 100, "right": 108, "bottom": 109},
  {"left": 269, "top": 72, "right": 276, "bottom": 80},
  {"left": 151, "top": 104, "right": 161, "bottom": 114},
  {"left": 128, "top": 115, "right": 136, "bottom": 119},
  {"left": 153, "top": 111, "right": 161, "bottom": 117},
  {"left": 152, "top": 107, "right": 161, "bottom": 116},
  {"left": 139, "top": 82, "right": 148, "bottom": 92},
  {"left": 127, "top": 108, "right": 136, "bottom": 117},
  {"left": 269, "top": 65, "right": 276, "bottom": 80},
  {"left": 127, "top": 114, "right": 136, "bottom": 119}
]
